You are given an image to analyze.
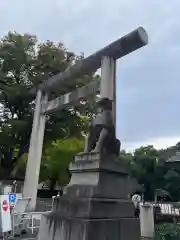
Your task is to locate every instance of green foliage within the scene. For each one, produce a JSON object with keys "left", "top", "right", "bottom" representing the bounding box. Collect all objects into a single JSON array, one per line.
[
  {"left": 127, "top": 146, "right": 162, "bottom": 200},
  {"left": 122, "top": 144, "right": 180, "bottom": 201},
  {"left": 154, "top": 223, "right": 180, "bottom": 240},
  {"left": 0, "top": 31, "right": 96, "bottom": 177},
  {"left": 40, "top": 137, "right": 85, "bottom": 189}
]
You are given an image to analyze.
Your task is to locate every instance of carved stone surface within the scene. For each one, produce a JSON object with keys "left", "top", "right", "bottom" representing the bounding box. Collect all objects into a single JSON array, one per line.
[
  {"left": 42, "top": 80, "right": 100, "bottom": 114},
  {"left": 64, "top": 152, "right": 129, "bottom": 199},
  {"left": 30, "top": 27, "right": 148, "bottom": 96},
  {"left": 45, "top": 196, "right": 135, "bottom": 219},
  {"left": 37, "top": 153, "right": 140, "bottom": 240},
  {"left": 84, "top": 98, "right": 120, "bottom": 156}
]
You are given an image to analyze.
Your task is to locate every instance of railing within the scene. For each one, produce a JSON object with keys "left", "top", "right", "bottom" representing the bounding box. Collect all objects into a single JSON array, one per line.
[
  {"left": 156, "top": 203, "right": 180, "bottom": 216},
  {"left": 36, "top": 198, "right": 53, "bottom": 212},
  {"left": 141, "top": 202, "right": 180, "bottom": 216}
]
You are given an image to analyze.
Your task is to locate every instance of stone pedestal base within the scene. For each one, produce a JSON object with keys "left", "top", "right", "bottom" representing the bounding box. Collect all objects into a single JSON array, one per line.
[
  {"left": 38, "top": 213, "right": 140, "bottom": 240},
  {"left": 38, "top": 152, "right": 140, "bottom": 240}
]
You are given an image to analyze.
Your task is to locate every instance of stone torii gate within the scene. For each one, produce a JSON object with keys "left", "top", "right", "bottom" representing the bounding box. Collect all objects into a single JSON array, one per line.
[{"left": 23, "top": 27, "right": 148, "bottom": 211}]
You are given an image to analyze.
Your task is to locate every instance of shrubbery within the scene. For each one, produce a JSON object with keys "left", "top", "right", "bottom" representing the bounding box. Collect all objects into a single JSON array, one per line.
[{"left": 154, "top": 223, "right": 180, "bottom": 240}]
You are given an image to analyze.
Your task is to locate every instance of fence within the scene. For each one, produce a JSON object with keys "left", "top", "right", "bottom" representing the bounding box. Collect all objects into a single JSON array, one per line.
[{"left": 145, "top": 202, "right": 180, "bottom": 216}]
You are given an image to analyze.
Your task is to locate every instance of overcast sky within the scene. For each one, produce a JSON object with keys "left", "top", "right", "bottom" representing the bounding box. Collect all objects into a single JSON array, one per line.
[{"left": 1, "top": 0, "right": 180, "bottom": 151}]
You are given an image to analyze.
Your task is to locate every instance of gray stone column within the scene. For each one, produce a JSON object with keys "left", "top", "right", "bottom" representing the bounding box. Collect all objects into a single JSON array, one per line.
[
  {"left": 23, "top": 90, "right": 48, "bottom": 211},
  {"left": 140, "top": 203, "right": 154, "bottom": 239},
  {"left": 101, "top": 56, "right": 116, "bottom": 130}
]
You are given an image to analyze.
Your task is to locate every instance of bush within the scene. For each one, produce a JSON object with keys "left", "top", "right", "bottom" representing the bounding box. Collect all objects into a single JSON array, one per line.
[{"left": 154, "top": 223, "right": 180, "bottom": 240}]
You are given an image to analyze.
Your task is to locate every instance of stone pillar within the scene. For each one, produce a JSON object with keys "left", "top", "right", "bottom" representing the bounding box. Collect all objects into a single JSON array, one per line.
[
  {"left": 140, "top": 203, "right": 154, "bottom": 239},
  {"left": 101, "top": 56, "right": 116, "bottom": 129},
  {"left": 23, "top": 90, "right": 48, "bottom": 211}
]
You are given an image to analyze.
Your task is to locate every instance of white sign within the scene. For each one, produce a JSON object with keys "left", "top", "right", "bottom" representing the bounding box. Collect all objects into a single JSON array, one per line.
[
  {"left": 0, "top": 195, "right": 12, "bottom": 233},
  {"left": 132, "top": 194, "right": 141, "bottom": 208}
]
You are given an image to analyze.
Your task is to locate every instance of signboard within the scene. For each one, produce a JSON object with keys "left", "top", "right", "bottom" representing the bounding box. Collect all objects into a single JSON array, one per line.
[
  {"left": 2, "top": 200, "right": 8, "bottom": 212},
  {"left": 132, "top": 194, "right": 141, "bottom": 208},
  {"left": 132, "top": 194, "right": 141, "bottom": 202},
  {"left": 0, "top": 195, "right": 12, "bottom": 233},
  {"left": 9, "top": 194, "right": 16, "bottom": 208},
  {"left": 8, "top": 193, "right": 22, "bottom": 210}
]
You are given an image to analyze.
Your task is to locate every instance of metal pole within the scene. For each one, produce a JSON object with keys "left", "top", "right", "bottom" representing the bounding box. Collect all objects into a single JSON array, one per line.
[{"left": 23, "top": 90, "right": 48, "bottom": 211}]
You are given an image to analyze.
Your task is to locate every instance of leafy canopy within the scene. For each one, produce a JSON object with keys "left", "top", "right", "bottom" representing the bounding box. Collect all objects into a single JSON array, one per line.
[{"left": 0, "top": 32, "right": 97, "bottom": 177}]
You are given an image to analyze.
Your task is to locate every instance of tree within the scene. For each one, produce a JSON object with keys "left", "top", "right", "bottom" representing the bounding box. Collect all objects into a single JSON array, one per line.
[
  {"left": 40, "top": 137, "right": 85, "bottom": 190},
  {"left": 121, "top": 145, "right": 170, "bottom": 201},
  {"left": 0, "top": 32, "right": 97, "bottom": 178},
  {"left": 127, "top": 145, "right": 159, "bottom": 200},
  {"left": 123, "top": 144, "right": 180, "bottom": 202},
  {"left": 156, "top": 143, "right": 180, "bottom": 201}
]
